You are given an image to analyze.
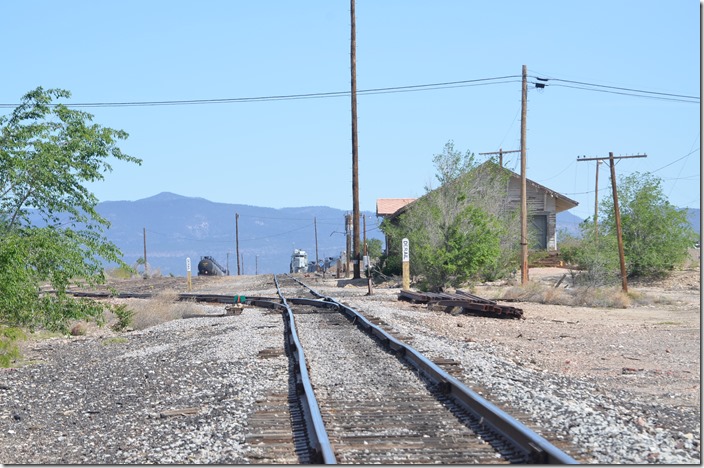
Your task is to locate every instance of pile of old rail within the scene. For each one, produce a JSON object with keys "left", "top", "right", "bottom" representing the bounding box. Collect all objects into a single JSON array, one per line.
[
  {"left": 399, "top": 289, "right": 524, "bottom": 319},
  {"left": 268, "top": 274, "right": 575, "bottom": 464}
]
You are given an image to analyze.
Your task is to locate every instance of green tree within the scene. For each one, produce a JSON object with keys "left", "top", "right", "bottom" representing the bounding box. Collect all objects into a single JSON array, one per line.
[
  {"left": 382, "top": 141, "right": 519, "bottom": 290},
  {"left": 0, "top": 87, "right": 141, "bottom": 333},
  {"left": 599, "top": 172, "right": 696, "bottom": 278},
  {"left": 365, "top": 238, "right": 383, "bottom": 262}
]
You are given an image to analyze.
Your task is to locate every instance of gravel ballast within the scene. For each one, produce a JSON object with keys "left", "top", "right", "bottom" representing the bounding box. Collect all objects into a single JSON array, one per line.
[{"left": 0, "top": 270, "right": 699, "bottom": 464}]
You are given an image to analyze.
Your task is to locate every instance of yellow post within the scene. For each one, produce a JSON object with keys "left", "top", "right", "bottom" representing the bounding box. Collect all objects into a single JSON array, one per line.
[
  {"left": 186, "top": 257, "right": 192, "bottom": 292},
  {"left": 401, "top": 238, "right": 410, "bottom": 290}
]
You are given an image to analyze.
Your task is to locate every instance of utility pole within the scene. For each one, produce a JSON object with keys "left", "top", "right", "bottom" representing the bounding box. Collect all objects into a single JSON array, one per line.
[
  {"left": 255, "top": 255, "right": 258, "bottom": 276},
  {"left": 314, "top": 217, "right": 319, "bottom": 271},
  {"left": 350, "top": 0, "right": 361, "bottom": 279},
  {"left": 577, "top": 153, "right": 647, "bottom": 293},
  {"left": 345, "top": 213, "right": 352, "bottom": 277},
  {"left": 519, "top": 64, "right": 529, "bottom": 285},
  {"left": 478, "top": 148, "right": 520, "bottom": 168},
  {"left": 143, "top": 227, "right": 148, "bottom": 277},
  {"left": 235, "top": 213, "right": 241, "bottom": 276},
  {"left": 594, "top": 161, "right": 601, "bottom": 239}
]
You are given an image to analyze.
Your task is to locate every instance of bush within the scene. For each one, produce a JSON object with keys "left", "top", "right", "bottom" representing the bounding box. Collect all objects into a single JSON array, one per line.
[
  {"left": 0, "top": 326, "right": 26, "bottom": 368},
  {"left": 111, "top": 304, "right": 135, "bottom": 332}
]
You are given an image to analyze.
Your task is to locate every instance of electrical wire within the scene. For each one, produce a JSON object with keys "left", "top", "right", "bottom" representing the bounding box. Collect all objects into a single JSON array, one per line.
[
  {"left": 534, "top": 77, "right": 699, "bottom": 101},
  {"left": 0, "top": 75, "right": 520, "bottom": 109},
  {"left": 538, "top": 82, "right": 698, "bottom": 104}
]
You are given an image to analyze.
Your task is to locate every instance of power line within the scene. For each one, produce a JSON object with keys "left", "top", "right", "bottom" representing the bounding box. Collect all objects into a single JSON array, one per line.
[
  {"left": 534, "top": 77, "right": 699, "bottom": 101},
  {"left": 0, "top": 75, "right": 520, "bottom": 109},
  {"left": 545, "top": 83, "right": 699, "bottom": 104}
]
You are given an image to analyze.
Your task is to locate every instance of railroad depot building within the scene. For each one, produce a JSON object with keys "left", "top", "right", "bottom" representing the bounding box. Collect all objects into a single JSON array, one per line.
[{"left": 376, "top": 161, "right": 579, "bottom": 253}]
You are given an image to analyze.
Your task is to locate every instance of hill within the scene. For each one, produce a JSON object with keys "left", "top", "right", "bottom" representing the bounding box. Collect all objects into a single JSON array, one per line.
[
  {"left": 97, "top": 192, "right": 383, "bottom": 276},
  {"left": 86, "top": 196, "right": 697, "bottom": 276}
]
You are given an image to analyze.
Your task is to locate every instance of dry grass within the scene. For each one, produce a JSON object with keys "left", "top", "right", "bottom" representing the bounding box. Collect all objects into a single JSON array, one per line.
[
  {"left": 102, "top": 292, "right": 203, "bottom": 331},
  {"left": 501, "top": 281, "right": 632, "bottom": 308}
]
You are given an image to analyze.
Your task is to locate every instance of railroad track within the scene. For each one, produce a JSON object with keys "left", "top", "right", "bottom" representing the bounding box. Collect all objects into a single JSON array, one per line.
[{"left": 250, "top": 274, "right": 578, "bottom": 464}]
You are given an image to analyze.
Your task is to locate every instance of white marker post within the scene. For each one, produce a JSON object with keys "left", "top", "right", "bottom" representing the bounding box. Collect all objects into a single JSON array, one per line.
[
  {"left": 401, "top": 238, "right": 410, "bottom": 290},
  {"left": 186, "top": 257, "right": 192, "bottom": 291}
]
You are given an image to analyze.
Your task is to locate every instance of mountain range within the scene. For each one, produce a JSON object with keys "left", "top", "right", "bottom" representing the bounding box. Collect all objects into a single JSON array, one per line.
[
  {"left": 93, "top": 193, "right": 699, "bottom": 276},
  {"left": 96, "top": 192, "right": 383, "bottom": 276}
]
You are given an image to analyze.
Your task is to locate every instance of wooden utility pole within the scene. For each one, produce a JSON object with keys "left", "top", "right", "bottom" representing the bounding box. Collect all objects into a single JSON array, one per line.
[
  {"left": 577, "top": 153, "right": 647, "bottom": 293},
  {"left": 519, "top": 64, "right": 529, "bottom": 285},
  {"left": 255, "top": 255, "right": 258, "bottom": 276},
  {"left": 478, "top": 148, "right": 520, "bottom": 168},
  {"left": 314, "top": 217, "right": 319, "bottom": 271},
  {"left": 143, "top": 227, "right": 148, "bottom": 277},
  {"left": 345, "top": 213, "right": 352, "bottom": 277},
  {"left": 235, "top": 213, "right": 241, "bottom": 276},
  {"left": 594, "top": 161, "right": 601, "bottom": 239},
  {"left": 350, "top": 0, "right": 361, "bottom": 279}
]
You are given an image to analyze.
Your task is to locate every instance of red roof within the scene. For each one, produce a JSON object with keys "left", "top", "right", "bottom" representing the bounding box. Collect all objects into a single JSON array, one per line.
[{"left": 376, "top": 198, "right": 417, "bottom": 217}]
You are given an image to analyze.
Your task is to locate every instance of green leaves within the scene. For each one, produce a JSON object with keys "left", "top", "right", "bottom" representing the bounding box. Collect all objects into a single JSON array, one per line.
[
  {"left": 0, "top": 87, "right": 141, "bottom": 333},
  {"left": 382, "top": 142, "right": 518, "bottom": 290},
  {"left": 570, "top": 171, "right": 696, "bottom": 281}
]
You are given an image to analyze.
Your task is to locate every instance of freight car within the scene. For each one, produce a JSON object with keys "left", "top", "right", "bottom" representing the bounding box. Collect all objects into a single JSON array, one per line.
[{"left": 198, "top": 256, "right": 228, "bottom": 276}]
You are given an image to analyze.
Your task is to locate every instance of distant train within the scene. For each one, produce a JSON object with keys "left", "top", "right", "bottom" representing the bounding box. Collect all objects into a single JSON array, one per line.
[
  {"left": 198, "top": 256, "right": 228, "bottom": 276},
  {"left": 290, "top": 249, "right": 308, "bottom": 273}
]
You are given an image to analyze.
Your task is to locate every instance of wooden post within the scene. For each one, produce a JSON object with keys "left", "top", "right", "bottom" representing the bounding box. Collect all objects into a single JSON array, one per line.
[
  {"left": 314, "top": 217, "right": 319, "bottom": 271},
  {"left": 235, "top": 213, "right": 240, "bottom": 276},
  {"left": 576, "top": 153, "right": 647, "bottom": 293},
  {"left": 401, "top": 238, "right": 410, "bottom": 290},
  {"left": 186, "top": 257, "right": 192, "bottom": 291},
  {"left": 609, "top": 152, "right": 628, "bottom": 293},
  {"left": 520, "top": 64, "right": 529, "bottom": 285},
  {"left": 143, "top": 227, "right": 148, "bottom": 277},
  {"left": 350, "top": 0, "right": 361, "bottom": 279},
  {"left": 594, "top": 161, "right": 600, "bottom": 239}
]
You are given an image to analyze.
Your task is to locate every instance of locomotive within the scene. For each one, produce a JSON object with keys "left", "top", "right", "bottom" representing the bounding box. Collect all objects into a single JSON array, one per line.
[
  {"left": 197, "top": 256, "right": 228, "bottom": 276},
  {"left": 290, "top": 249, "right": 308, "bottom": 273}
]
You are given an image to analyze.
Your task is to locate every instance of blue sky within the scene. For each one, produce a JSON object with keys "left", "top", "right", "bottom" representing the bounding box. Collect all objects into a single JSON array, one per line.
[{"left": 1, "top": 0, "right": 700, "bottom": 221}]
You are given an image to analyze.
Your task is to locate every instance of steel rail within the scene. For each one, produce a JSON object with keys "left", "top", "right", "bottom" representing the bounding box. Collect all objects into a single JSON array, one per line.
[
  {"left": 271, "top": 275, "right": 337, "bottom": 464},
  {"left": 284, "top": 275, "right": 578, "bottom": 464}
]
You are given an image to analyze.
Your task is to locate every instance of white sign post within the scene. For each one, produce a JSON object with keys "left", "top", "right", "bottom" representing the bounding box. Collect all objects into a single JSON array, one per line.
[
  {"left": 401, "top": 238, "right": 410, "bottom": 290},
  {"left": 186, "top": 257, "right": 192, "bottom": 291}
]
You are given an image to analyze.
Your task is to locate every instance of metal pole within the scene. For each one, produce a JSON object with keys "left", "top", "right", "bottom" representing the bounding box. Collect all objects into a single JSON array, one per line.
[
  {"left": 520, "top": 64, "right": 529, "bottom": 285},
  {"left": 351, "top": 0, "right": 361, "bottom": 279}
]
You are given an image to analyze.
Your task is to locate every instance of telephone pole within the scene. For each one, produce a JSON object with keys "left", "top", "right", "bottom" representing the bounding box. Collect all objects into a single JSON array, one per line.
[
  {"left": 314, "top": 217, "right": 319, "bottom": 271},
  {"left": 478, "top": 148, "right": 520, "bottom": 168},
  {"left": 235, "top": 213, "right": 241, "bottom": 276},
  {"left": 577, "top": 153, "right": 647, "bottom": 292},
  {"left": 519, "top": 64, "right": 529, "bottom": 285},
  {"left": 143, "top": 227, "right": 148, "bottom": 277},
  {"left": 345, "top": 213, "right": 352, "bottom": 277},
  {"left": 350, "top": 0, "right": 361, "bottom": 279}
]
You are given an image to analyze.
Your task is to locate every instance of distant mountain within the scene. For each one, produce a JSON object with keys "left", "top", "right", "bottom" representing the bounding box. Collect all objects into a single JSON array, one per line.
[
  {"left": 686, "top": 208, "right": 700, "bottom": 235},
  {"left": 556, "top": 207, "right": 700, "bottom": 238},
  {"left": 97, "top": 192, "right": 383, "bottom": 276},
  {"left": 556, "top": 211, "right": 583, "bottom": 237}
]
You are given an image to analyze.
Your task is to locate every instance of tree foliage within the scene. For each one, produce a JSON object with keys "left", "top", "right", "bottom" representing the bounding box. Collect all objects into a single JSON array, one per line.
[
  {"left": 600, "top": 172, "right": 696, "bottom": 278},
  {"left": 382, "top": 141, "right": 519, "bottom": 290},
  {"left": 0, "top": 87, "right": 141, "bottom": 332},
  {"left": 561, "top": 172, "right": 696, "bottom": 281}
]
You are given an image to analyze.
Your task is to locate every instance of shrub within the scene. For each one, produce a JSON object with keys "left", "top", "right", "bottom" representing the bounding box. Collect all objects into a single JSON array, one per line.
[
  {"left": 111, "top": 304, "right": 134, "bottom": 331},
  {"left": 0, "top": 326, "right": 26, "bottom": 368}
]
